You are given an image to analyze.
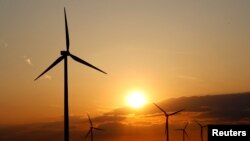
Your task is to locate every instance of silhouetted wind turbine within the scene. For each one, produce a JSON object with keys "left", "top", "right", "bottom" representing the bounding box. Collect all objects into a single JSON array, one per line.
[
  {"left": 85, "top": 114, "right": 104, "bottom": 141},
  {"left": 34, "top": 8, "right": 107, "bottom": 141},
  {"left": 153, "top": 103, "right": 184, "bottom": 141},
  {"left": 176, "top": 122, "right": 189, "bottom": 141},
  {"left": 194, "top": 120, "right": 207, "bottom": 141}
]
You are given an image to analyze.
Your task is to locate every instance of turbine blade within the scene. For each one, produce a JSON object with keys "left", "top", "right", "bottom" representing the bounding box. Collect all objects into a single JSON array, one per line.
[
  {"left": 184, "top": 131, "right": 189, "bottom": 137},
  {"left": 202, "top": 125, "right": 207, "bottom": 128},
  {"left": 87, "top": 114, "right": 93, "bottom": 127},
  {"left": 34, "top": 55, "right": 64, "bottom": 81},
  {"left": 169, "top": 109, "right": 184, "bottom": 116},
  {"left": 69, "top": 54, "right": 107, "bottom": 74},
  {"left": 64, "top": 7, "right": 70, "bottom": 51},
  {"left": 153, "top": 103, "right": 167, "bottom": 116},
  {"left": 85, "top": 130, "right": 91, "bottom": 138},
  {"left": 184, "top": 122, "right": 189, "bottom": 129},
  {"left": 194, "top": 120, "right": 202, "bottom": 127},
  {"left": 93, "top": 127, "right": 104, "bottom": 131}
]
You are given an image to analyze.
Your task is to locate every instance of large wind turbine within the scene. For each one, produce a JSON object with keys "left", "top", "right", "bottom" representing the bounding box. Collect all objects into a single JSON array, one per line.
[
  {"left": 34, "top": 8, "right": 107, "bottom": 141},
  {"left": 85, "top": 114, "right": 104, "bottom": 141},
  {"left": 194, "top": 120, "right": 207, "bottom": 141},
  {"left": 176, "top": 122, "right": 189, "bottom": 141},
  {"left": 153, "top": 103, "right": 184, "bottom": 141}
]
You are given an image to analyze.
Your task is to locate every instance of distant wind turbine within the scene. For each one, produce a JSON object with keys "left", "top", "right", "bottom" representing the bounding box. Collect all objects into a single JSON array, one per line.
[
  {"left": 85, "top": 114, "right": 104, "bottom": 141},
  {"left": 194, "top": 120, "right": 207, "bottom": 141},
  {"left": 34, "top": 8, "right": 107, "bottom": 141},
  {"left": 153, "top": 103, "right": 184, "bottom": 141},
  {"left": 176, "top": 122, "right": 189, "bottom": 141}
]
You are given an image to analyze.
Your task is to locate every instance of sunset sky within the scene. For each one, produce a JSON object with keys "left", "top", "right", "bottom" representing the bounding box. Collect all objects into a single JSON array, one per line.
[{"left": 0, "top": 0, "right": 250, "bottom": 141}]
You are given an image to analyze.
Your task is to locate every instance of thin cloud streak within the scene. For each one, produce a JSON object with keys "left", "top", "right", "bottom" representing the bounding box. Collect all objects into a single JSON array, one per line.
[
  {"left": 23, "top": 56, "right": 32, "bottom": 65},
  {"left": 44, "top": 74, "right": 52, "bottom": 80}
]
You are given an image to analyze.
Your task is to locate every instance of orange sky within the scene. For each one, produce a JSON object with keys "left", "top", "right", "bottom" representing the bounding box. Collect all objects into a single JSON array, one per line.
[{"left": 0, "top": 0, "right": 250, "bottom": 135}]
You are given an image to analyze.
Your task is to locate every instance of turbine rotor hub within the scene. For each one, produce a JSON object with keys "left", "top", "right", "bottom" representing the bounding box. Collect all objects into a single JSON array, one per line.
[{"left": 61, "top": 51, "right": 69, "bottom": 56}]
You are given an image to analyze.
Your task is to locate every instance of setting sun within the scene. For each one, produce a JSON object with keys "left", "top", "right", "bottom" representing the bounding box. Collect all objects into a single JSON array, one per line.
[{"left": 126, "top": 91, "right": 147, "bottom": 108}]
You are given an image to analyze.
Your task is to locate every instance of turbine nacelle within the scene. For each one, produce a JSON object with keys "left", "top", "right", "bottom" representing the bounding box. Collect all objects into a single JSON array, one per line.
[
  {"left": 176, "top": 122, "right": 189, "bottom": 141},
  {"left": 194, "top": 120, "right": 206, "bottom": 141},
  {"left": 153, "top": 103, "right": 184, "bottom": 141},
  {"left": 85, "top": 114, "right": 104, "bottom": 141},
  {"left": 153, "top": 103, "right": 184, "bottom": 117},
  {"left": 61, "top": 51, "right": 69, "bottom": 56}
]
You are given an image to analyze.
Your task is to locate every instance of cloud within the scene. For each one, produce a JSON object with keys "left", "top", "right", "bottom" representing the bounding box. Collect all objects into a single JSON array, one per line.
[
  {"left": 101, "top": 92, "right": 250, "bottom": 123},
  {"left": 23, "top": 56, "right": 32, "bottom": 65},
  {"left": 36, "top": 74, "right": 52, "bottom": 80},
  {"left": 92, "top": 114, "right": 126, "bottom": 124},
  {"left": 0, "top": 121, "right": 64, "bottom": 141},
  {"left": 44, "top": 74, "right": 52, "bottom": 80},
  {"left": 0, "top": 116, "right": 106, "bottom": 141},
  {"left": 162, "top": 93, "right": 250, "bottom": 122},
  {"left": 0, "top": 93, "right": 250, "bottom": 141}
]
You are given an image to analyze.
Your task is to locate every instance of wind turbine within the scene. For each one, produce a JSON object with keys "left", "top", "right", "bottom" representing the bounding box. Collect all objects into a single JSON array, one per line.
[
  {"left": 194, "top": 120, "right": 207, "bottom": 141},
  {"left": 85, "top": 114, "right": 104, "bottom": 141},
  {"left": 34, "top": 8, "right": 107, "bottom": 141},
  {"left": 176, "top": 122, "right": 189, "bottom": 141},
  {"left": 153, "top": 103, "right": 184, "bottom": 141}
]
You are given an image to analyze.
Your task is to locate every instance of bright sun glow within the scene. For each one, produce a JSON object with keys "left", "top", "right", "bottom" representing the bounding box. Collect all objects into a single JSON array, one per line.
[{"left": 126, "top": 91, "right": 147, "bottom": 108}]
